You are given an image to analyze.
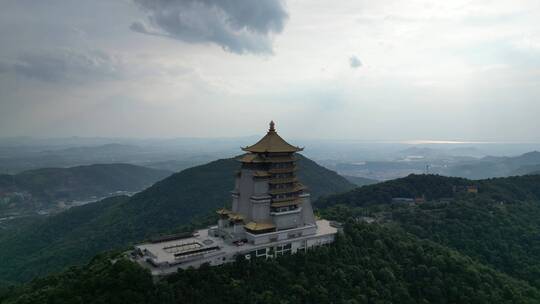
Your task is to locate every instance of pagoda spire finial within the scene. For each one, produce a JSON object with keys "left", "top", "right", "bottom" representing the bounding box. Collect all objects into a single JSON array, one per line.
[{"left": 269, "top": 120, "right": 275, "bottom": 132}]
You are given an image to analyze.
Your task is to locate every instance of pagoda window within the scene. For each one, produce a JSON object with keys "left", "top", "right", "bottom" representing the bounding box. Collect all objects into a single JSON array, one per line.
[
  {"left": 276, "top": 243, "right": 292, "bottom": 256},
  {"left": 271, "top": 205, "right": 299, "bottom": 213}
]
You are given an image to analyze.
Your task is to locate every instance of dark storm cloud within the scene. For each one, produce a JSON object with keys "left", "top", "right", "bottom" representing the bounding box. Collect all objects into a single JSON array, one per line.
[
  {"left": 349, "top": 55, "right": 362, "bottom": 68},
  {"left": 131, "top": 0, "right": 288, "bottom": 54},
  {"left": 0, "top": 49, "right": 124, "bottom": 83}
]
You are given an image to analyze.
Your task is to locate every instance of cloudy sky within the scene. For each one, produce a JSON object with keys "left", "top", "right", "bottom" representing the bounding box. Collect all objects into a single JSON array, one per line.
[{"left": 1, "top": 0, "right": 539, "bottom": 141}]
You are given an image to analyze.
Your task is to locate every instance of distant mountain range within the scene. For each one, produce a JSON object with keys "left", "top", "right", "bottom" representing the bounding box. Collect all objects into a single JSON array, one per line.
[
  {"left": 440, "top": 151, "right": 540, "bottom": 179},
  {"left": 0, "top": 154, "right": 354, "bottom": 283},
  {"left": 528, "top": 168, "right": 540, "bottom": 175},
  {"left": 511, "top": 164, "right": 540, "bottom": 175},
  {"left": 312, "top": 149, "right": 540, "bottom": 182},
  {"left": 0, "top": 164, "right": 172, "bottom": 216},
  {"left": 0, "top": 142, "right": 220, "bottom": 174}
]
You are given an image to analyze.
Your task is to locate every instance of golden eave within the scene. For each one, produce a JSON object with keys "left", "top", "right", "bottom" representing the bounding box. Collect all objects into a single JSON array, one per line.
[
  {"left": 216, "top": 209, "right": 244, "bottom": 221},
  {"left": 269, "top": 183, "right": 305, "bottom": 195},
  {"left": 216, "top": 208, "right": 231, "bottom": 216},
  {"left": 228, "top": 213, "right": 245, "bottom": 221},
  {"left": 253, "top": 171, "right": 271, "bottom": 177},
  {"left": 239, "top": 153, "right": 297, "bottom": 164},
  {"left": 239, "top": 153, "right": 265, "bottom": 163},
  {"left": 271, "top": 199, "right": 302, "bottom": 208},
  {"left": 244, "top": 221, "right": 276, "bottom": 231}
]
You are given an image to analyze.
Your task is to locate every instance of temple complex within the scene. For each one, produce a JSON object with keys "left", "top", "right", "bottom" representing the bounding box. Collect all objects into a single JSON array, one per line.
[{"left": 132, "top": 122, "right": 338, "bottom": 276}]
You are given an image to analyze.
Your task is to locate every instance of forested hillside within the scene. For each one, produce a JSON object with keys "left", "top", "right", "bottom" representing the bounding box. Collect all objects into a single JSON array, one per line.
[
  {"left": 319, "top": 174, "right": 540, "bottom": 289},
  {"left": 316, "top": 174, "right": 471, "bottom": 208},
  {"left": 0, "top": 163, "right": 171, "bottom": 215},
  {"left": 342, "top": 175, "right": 379, "bottom": 187},
  {"left": 316, "top": 174, "right": 540, "bottom": 209},
  {"left": 5, "top": 171, "right": 540, "bottom": 303},
  {"left": 3, "top": 223, "right": 539, "bottom": 304},
  {"left": 0, "top": 155, "right": 354, "bottom": 283}
]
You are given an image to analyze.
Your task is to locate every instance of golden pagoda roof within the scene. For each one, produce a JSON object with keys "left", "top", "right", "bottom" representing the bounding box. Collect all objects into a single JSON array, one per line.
[
  {"left": 239, "top": 153, "right": 296, "bottom": 163},
  {"left": 253, "top": 170, "right": 271, "bottom": 177},
  {"left": 216, "top": 209, "right": 245, "bottom": 221},
  {"left": 238, "top": 153, "right": 266, "bottom": 163},
  {"left": 242, "top": 121, "right": 303, "bottom": 153},
  {"left": 228, "top": 213, "right": 245, "bottom": 221},
  {"left": 244, "top": 221, "right": 276, "bottom": 231},
  {"left": 216, "top": 208, "right": 231, "bottom": 216}
]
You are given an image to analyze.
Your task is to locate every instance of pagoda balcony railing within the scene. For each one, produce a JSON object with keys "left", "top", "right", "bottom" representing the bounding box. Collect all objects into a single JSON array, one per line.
[
  {"left": 271, "top": 195, "right": 301, "bottom": 203},
  {"left": 268, "top": 177, "right": 298, "bottom": 184},
  {"left": 269, "top": 184, "right": 305, "bottom": 195},
  {"left": 270, "top": 207, "right": 302, "bottom": 216},
  {"left": 271, "top": 198, "right": 302, "bottom": 207},
  {"left": 268, "top": 166, "right": 297, "bottom": 174},
  {"left": 264, "top": 156, "right": 297, "bottom": 163}
]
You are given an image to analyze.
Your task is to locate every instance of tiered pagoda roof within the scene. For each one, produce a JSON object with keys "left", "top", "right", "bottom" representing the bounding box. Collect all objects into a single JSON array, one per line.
[
  {"left": 244, "top": 221, "right": 276, "bottom": 232},
  {"left": 216, "top": 208, "right": 245, "bottom": 222},
  {"left": 239, "top": 153, "right": 297, "bottom": 163},
  {"left": 242, "top": 121, "right": 303, "bottom": 153}
]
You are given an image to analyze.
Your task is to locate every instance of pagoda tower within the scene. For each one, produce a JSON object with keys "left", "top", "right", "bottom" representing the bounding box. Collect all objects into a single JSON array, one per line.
[
  {"left": 133, "top": 121, "right": 337, "bottom": 273},
  {"left": 218, "top": 121, "right": 316, "bottom": 240}
]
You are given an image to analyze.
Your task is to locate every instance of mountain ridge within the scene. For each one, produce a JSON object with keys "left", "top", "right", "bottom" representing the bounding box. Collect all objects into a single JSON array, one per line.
[
  {"left": 441, "top": 151, "right": 540, "bottom": 179},
  {"left": 317, "top": 173, "right": 540, "bottom": 289},
  {"left": 0, "top": 163, "right": 172, "bottom": 215}
]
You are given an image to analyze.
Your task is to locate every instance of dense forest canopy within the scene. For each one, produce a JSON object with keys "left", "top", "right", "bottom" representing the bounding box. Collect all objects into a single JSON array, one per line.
[
  {"left": 3, "top": 223, "right": 540, "bottom": 304},
  {"left": 3, "top": 172, "right": 540, "bottom": 303},
  {"left": 0, "top": 155, "right": 354, "bottom": 283},
  {"left": 316, "top": 174, "right": 540, "bottom": 209},
  {"left": 319, "top": 174, "right": 540, "bottom": 289}
]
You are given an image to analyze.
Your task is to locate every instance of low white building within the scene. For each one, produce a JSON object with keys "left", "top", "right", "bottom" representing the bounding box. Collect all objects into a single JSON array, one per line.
[{"left": 132, "top": 122, "right": 338, "bottom": 276}]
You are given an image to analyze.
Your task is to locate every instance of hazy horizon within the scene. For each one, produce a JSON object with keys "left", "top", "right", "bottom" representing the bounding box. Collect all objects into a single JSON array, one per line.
[{"left": 2, "top": 134, "right": 540, "bottom": 144}]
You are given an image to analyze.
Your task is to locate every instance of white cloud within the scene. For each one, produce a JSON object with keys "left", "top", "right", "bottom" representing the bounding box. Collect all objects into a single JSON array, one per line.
[{"left": 0, "top": 49, "right": 125, "bottom": 83}]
